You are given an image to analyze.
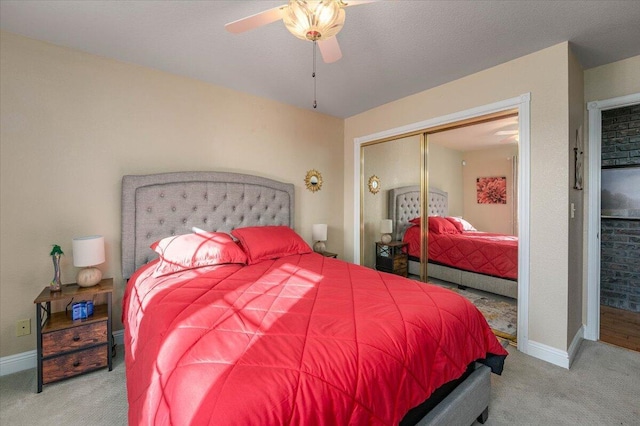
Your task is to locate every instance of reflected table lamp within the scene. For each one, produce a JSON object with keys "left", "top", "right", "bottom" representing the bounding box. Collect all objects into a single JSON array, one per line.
[
  {"left": 72, "top": 235, "right": 105, "bottom": 287},
  {"left": 380, "top": 219, "right": 393, "bottom": 244},
  {"left": 312, "top": 224, "right": 327, "bottom": 253}
]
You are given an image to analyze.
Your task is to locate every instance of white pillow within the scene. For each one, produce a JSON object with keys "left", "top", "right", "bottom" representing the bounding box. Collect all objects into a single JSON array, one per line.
[{"left": 449, "top": 216, "right": 477, "bottom": 231}]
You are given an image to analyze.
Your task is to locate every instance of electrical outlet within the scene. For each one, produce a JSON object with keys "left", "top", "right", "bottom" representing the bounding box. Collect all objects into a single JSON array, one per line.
[{"left": 16, "top": 319, "right": 31, "bottom": 337}]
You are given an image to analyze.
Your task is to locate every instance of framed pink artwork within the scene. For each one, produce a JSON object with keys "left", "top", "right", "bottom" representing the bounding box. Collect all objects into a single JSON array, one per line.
[{"left": 476, "top": 176, "right": 507, "bottom": 204}]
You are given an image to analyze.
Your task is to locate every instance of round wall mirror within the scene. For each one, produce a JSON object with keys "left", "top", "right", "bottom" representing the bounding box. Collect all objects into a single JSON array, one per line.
[
  {"left": 368, "top": 175, "right": 381, "bottom": 194},
  {"left": 305, "top": 169, "right": 323, "bottom": 192}
]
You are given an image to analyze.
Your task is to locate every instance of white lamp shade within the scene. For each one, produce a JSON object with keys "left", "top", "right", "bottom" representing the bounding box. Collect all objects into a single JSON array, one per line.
[
  {"left": 312, "top": 224, "right": 328, "bottom": 241},
  {"left": 380, "top": 219, "right": 393, "bottom": 234},
  {"left": 72, "top": 235, "right": 105, "bottom": 267}
]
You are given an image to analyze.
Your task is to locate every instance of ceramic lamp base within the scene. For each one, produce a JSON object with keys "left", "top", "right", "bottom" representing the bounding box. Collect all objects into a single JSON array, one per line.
[
  {"left": 77, "top": 267, "right": 102, "bottom": 287},
  {"left": 313, "top": 241, "right": 326, "bottom": 253},
  {"left": 381, "top": 233, "right": 392, "bottom": 244}
]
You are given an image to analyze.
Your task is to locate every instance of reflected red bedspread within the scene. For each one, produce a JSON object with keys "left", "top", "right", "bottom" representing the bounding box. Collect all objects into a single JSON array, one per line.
[
  {"left": 404, "top": 226, "right": 518, "bottom": 280},
  {"left": 123, "top": 253, "right": 507, "bottom": 425}
]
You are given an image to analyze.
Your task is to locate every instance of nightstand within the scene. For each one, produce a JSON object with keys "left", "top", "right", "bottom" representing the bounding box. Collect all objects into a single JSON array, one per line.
[
  {"left": 376, "top": 241, "right": 408, "bottom": 277},
  {"left": 33, "top": 278, "right": 113, "bottom": 393},
  {"left": 320, "top": 251, "right": 338, "bottom": 258}
]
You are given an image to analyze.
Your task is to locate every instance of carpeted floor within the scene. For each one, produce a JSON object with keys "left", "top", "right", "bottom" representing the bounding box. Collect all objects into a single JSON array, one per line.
[
  {"left": 427, "top": 277, "right": 518, "bottom": 342},
  {"left": 1, "top": 340, "right": 638, "bottom": 425}
]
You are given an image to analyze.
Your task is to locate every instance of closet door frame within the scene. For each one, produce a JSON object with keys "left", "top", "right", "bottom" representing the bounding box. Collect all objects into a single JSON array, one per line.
[
  {"left": 353, "top": 93, "right": 531, "bottom": 353},
  {"left": 585, "top": 92, "right": 640, "bottom": 341}
]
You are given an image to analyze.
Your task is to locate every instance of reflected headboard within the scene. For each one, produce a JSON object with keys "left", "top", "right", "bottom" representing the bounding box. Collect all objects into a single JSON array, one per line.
[
  {"left": 121, "top": 171, "right": 294, "bottom": 279},
  {"left": 387, "top": 186, "right": 448, "bottom": 241}
]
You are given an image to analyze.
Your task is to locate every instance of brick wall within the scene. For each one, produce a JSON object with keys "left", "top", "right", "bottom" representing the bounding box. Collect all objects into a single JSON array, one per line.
[{"left": 600, "top": 104, "right": 640, "bottom": 312}]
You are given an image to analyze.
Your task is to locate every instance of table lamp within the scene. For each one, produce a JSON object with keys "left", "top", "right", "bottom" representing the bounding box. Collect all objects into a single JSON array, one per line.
[
  {"left": 72, "top": 235, "right": 105, "bottom": 287},
  {"left": 380, "top": 219, "right": 393, "bottom": 244},
  {"left": 312, "top": 224, "right": 327, "bottom": 253}
]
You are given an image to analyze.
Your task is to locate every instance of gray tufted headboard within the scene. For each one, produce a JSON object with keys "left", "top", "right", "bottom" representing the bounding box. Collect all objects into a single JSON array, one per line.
[
  {"left": 121, "top": 171, "right": 294, "bottom": 279},
  {"left": 387, "top": 186, "right": 448, "bottom": 241}
]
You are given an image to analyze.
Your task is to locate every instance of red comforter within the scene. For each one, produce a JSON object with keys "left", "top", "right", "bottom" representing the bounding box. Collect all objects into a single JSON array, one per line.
[
  {"left": 404, "top": 226, "right": 518, "bottom": 280},
  {"left": 123, "top": 253, "right": 507, "bottom": 425}
]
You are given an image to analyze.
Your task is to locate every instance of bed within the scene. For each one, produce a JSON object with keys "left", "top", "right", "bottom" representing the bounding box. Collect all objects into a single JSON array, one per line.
[
  {"left": 121, "top": 171, "right": 507, "bottom": 425},
  {"left": 388, "top": 185, "right": 518, "bottom": 299}
]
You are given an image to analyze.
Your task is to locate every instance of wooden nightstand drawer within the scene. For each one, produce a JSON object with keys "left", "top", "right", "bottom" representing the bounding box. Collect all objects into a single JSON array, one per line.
[
  {"left": 393, "top": 256, "right": 407, "bottom": 268},
  {"left": 42, "top": 321, "right": 107, "bottom": 357},
  {"left": 42, "top": 345, "right": 108, "bottom": 384},
  {"left": 376, "top": 254, "right": 407, "bottom": 270}
]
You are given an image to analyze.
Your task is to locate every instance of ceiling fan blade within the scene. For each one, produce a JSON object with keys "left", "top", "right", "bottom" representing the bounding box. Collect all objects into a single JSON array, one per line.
[
  {"left": 343, "top": 0, "right": 378, "bottom": 7},
  {"left": 225, "top": 5, "right": 287, "bottom": 34},
  {"left": 318, "top": 36, "right": 342, "bottom": 63}
]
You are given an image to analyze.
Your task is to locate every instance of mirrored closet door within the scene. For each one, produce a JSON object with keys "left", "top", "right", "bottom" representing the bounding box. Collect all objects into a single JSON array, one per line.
[
  {"left": 359, "top": 113, "right": 520, "bottom": 286},
  {"left": 361, "top": 135, "right": 422, "bottom": 274}
]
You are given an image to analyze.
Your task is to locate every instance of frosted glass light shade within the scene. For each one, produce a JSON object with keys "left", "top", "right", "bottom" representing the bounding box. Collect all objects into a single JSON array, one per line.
[
  {"left": 73, "top": 235, "right": 105, "bottom": 287},
  {"left": 283, "top": 0, "right": 345, "bottom": 41}
]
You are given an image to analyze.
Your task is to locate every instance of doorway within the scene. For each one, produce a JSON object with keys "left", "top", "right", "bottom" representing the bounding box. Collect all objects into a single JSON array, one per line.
[
  {"left": 585, "top": 93, "right": 640, "bottom": 341},
  {"left": 586, "top": 99, "right": 640, "bottom": 351}
]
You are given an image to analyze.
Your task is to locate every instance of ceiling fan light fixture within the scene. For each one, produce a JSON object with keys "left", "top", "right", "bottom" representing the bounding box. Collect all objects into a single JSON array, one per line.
[{"left": 283, "top": 0, "right": 346, "bottom": 41}]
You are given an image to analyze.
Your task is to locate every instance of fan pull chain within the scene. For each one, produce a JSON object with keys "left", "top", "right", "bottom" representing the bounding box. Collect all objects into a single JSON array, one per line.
[{"left": 312, "top": 40, "right": 317, "bottom": 109}]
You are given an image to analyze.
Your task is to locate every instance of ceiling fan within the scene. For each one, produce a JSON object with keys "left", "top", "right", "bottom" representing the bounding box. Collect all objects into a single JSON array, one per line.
[
  {"left": 225, "top": 0, "right": 375, "bottom": 64},
  {"left": 495, "top": 130, "right": 519, "bottom": 143}
]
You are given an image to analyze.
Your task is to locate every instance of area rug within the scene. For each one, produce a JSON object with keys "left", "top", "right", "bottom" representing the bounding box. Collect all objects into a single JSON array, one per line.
[{"left": 428, "top": 280, "right": 518, "bottom": 342}]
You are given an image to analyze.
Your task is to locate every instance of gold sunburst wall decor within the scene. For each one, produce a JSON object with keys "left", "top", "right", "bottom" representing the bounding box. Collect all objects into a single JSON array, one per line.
[
  {"left": 305, "top": 169, "right": 323, "bottom": 192},
  {"left": 368, "top": 175, "right": 380, "bottom": 194}
]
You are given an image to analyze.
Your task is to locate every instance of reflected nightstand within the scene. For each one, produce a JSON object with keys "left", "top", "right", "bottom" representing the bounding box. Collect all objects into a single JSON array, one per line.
[
  {"left": 375, "top": 241, "right": 408, "bottom": 277},
  {"left": 320, "top": 251, "right": 338, "bottom": 258}
]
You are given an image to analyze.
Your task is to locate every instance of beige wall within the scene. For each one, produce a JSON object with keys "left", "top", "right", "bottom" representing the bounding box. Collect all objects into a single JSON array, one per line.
[
  {"left": 462, "top": 145, "right": 518, "bottom": 235},
  {"left": 361, "top": 136, "right": 420, "bottom": 268},
  {"left": 345, "top": 43, "right": 572, "bottom": 351},
  {"left": 584, "top": 55, "right": 640, "bottom": 103},
  {"left": 427, "top": 142, "right": 464, "bottom": 216},
  {"left": 0, "top": 32, "right": 344, "bottom": 357},
  {"left": 567, "top": 49, "right": 585, "bottom": 344}
]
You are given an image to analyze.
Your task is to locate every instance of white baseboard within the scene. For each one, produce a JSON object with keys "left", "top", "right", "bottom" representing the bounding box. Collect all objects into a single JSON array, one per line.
[
  {"left": 0, "top": 329, "right": 125, "bottom": 377},
  {"left": 567, "top": 325, "right": 585, "bottom": 368},
  {"left": 0, "top": 350, "right": 36, "bottom": 376},
  {"left": 527, "top": 326, "right": 584, "bottom": 369}
]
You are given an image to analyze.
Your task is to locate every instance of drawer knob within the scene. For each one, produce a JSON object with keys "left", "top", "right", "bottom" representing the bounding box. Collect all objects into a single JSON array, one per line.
[
  {"left": 73, "top": 336, "right": 80, "bottom": 342},
  {"left": 73, "top": 361, "right": 80, "bottom": 367}
]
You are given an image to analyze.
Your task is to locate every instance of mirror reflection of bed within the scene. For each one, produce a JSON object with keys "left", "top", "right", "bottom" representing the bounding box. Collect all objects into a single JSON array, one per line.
[
  {"left": 389, "top": 185, "right": 518, "bottom": 341},
  {"left": 362, "top": 116, "right": 520, "bottom": 342}
]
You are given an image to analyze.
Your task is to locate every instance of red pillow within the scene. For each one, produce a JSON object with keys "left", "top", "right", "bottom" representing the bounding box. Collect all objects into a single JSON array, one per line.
[
  {"left": 231, "top": 226, "right": 312, "bottom": 265},
  {"left": 444, "top": 217, "right": 464, "bottom": 232},
  {"left": 151, "top": 232, "right": 247, "bottom": 277},
  {"left": 428, "top": 216, "right": 460, "bottom": 234},
  {"left": 409, "top": 217, "right": 421, "bottom": 225}
]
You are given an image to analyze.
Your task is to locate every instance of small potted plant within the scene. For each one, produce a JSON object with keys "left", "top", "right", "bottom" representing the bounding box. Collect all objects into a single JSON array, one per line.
[{"left": 50, "top": 244, "right": 64, "bottom": 292}]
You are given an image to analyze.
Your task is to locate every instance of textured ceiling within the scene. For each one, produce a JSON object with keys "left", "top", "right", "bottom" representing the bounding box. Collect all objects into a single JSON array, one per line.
[{"left": 1, "top": 1, "right": 639, "bottom": 118}]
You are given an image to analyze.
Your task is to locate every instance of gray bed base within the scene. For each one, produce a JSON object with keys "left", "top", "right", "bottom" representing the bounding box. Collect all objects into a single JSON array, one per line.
[
  {"left": 389, "top": 185, "right": 518, "bottom": 299},
  {"left": 418, "top": 364, "right": 491, "bottom": 426},
  {"left": 121, "top": 171, "right": 492, "bottom": 425}
]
